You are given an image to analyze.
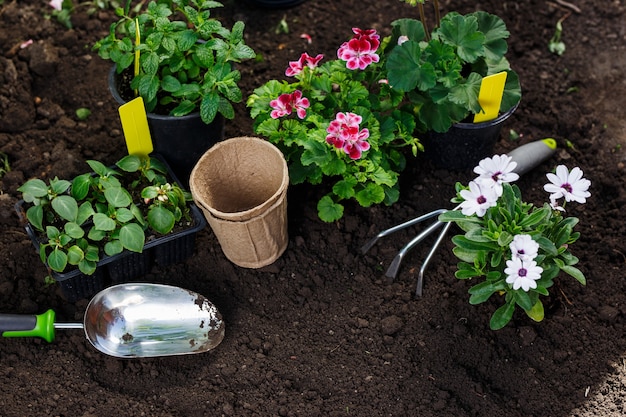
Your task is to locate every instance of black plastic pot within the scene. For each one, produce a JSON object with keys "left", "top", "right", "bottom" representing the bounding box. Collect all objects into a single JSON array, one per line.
[
  {"left": 108, "top": 66, "right": 225, "bottom": 186},
  {"left": 421, "top": 102, "right": 519, "bottom": 170},
  {"left": 16, "top": 157, "right": 207, "bottom": 302}
]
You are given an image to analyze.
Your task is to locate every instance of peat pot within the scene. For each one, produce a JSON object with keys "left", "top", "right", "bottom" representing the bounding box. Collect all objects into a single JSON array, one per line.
[
  {"left": 108, "top": 66, "right": 225, "bottom": 185},
  {"left": 422, "top": 102, "right": 519, "bottom": 170},
  {"left": 190, "top": 137, "right": 289, "bottom": 268}
]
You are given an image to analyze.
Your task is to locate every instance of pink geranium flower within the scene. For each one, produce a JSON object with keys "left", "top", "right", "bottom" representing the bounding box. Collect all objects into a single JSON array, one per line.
[
  {"left": 269, "top": 90, "right": 310, "bottom": 119},
  {"left": 337, "top": 28, "right": 380, "bottom": 70},
  {"left": 326, "top": 112, "right": 370, "bottom": 160},
  {"left": 285, "top": 53, "right": 324, "bottom": 77}
]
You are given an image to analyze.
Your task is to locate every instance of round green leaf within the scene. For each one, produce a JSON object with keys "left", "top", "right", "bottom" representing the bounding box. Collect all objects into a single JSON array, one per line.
[
  {"left": 119, "top": 223, "right": 145, "bottom": 253},
  {"left": 47, "top": 248, "right": 68, "bottom": 272},
  {"left": 148, "top": 205, "right": 175, "bottom": 234},
  {"left": 92, "top": 213, "right": 116, "bottom": 231},
  {"left": 104, "top": 187, "right": 132, "bottom": 208},
  {"left": 51, "top": 195, "right": 78, "bottom": 222}
]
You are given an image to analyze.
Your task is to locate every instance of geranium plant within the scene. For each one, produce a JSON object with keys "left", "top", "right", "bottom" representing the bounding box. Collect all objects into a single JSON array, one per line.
[
  {"left": 247, "top": 2, "right": 521, "bottom": 222},
  {"left": 93, "top": 0, "right": 256, "bottom": 124},
  {"left": 248, "top": 29, "right": 421, "bottom": 222},
  {"left": 388, "top": 3, "right": 521, "bottom": 132},
  {"left": 439, "top": 155, "right": 591, "bottom": 330},
  {"left": 17, "top": 155, "right": 192, "bottom": 276}
]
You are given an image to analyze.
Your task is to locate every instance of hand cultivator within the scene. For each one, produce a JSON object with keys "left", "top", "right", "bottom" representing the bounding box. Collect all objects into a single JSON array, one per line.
[{"left": 361, "top": 139, "right": 557, "bottom": 297}]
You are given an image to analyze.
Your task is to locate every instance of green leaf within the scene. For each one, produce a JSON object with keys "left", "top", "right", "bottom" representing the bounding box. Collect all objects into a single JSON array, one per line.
[
  {"left": 474, "top": 11, "right": 510, "bottom": 60},
  {"left": 448, "top": 72, "right": 482, "bottom": 113},
  {"left": 525, "top": 300, "right": 545, "bottom": 322},
  {"left": 18, "top": 179, "right": 49, "bottom": 198},
  {"left": 514, "top": 290, "right": 533, "bottom": 311},
  {"left": 561, "top": 265, "right": 586, "bottom": 285},
  {"left": 333, "top": 177, "right": 357, "bottom": 200},
  {"left": 301, "top": 141, "right": 332, "bottom": 167},
  {"left": 66, "top": 245, "right": 85, "bottom": 265},
  {"left": 64, "top": 222, "right": 84, "bottom": 239},
  {"left": 115, "top": 207, "right": 135, "bottom": 223},
  {"left": 142, "top": 51, "right": 160, "bottom": 75},
  {"left": 48, "top": 248, "right": 68, "bottom": 272},
  {"left": 452, "top": 235, "right": 499, "bottom": 252},
  {"left": 387, "top": 41, "right": 436, "bottom": 92},
  {"left": 119, "top": 223, "right": 145, "bottom": 253},
  {"left": 452, "top": 246, "right": 480, "bottom": 263},
  {"left": 26, "top": 205, "right": 44, "bottom": 232},
  {"left": 490, "top": 300, "right": 515, "bottom": 330},
  {"left": 390, "top": 18, "right": 426, "bottom": 42},
  {"left": 87, "top": 227, "right": 106, "bottom": 241},
  {"left": 86, "top": 160, "right": 111, "bottom": 177},
  {"left": 161, "top": 75, "right": 182, "bottom": 92},
  {"left": 468, "top": 280, "right": 504, "bottom": 304},
  {"left": 518, "top": 206, "right": 551, "bottom": 228},
  {"left": 71, "top": 174, "right": 92, "bottom": 200},
  {"left": 92, "top": 213, "right": 116, "bottom": 231},
  {"left": 116, "top": 154, "right": 143, "bottom": 172},
  {"left": 51, "top": 195, "right": 78, "bottom": 222},
  {"left": 148, "top": 205, "right": 176, "bottom": 234},
  {"left": 370, "top": 167, "right": 397, "bottom": 187},
  {"left": 104, "top": 240, "right": 124, "bottom": 257},
  {"left": 104, "top": 187, "right": 132, "bottom": 208},
  {"left": 317, "top": 195, "right": 343, "bottom": 223},
  {"left": 78, "top": 259, "right": 97, "bottom": 275},
  {"left": 355, "top": 183, "right": 385, "bottom": 207},
  {"left": 436, "top": 13, "right": 485, "bottom": 63},
  {"left": 200, "top": 91, "right": 219, "bottom": 123}
]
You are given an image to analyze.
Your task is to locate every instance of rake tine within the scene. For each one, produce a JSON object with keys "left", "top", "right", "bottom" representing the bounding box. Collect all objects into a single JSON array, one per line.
[
  {"left": 360, "top": 209, "right": 447, "bottom": 254},
  {"left": 415, "top": 220, "right": 454, "bottom": 297},
  {"left": 384, "top": 219, "right": 445, "bottom": 280}
]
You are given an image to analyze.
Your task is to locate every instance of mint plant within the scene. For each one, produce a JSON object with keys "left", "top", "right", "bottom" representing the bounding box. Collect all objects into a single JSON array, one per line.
[
  {"left": 439, "top": 155, "right": 591, "bottom": 330},
  {"left": 93, "top": 0, "right": 256, "bottom": 124},
  {"left": 18, "top": 155, "right": 193, "bottom": 276}
]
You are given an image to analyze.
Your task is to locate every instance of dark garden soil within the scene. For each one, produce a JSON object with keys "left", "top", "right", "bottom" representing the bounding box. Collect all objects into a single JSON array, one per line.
[{"left": 1, "top": 0, "right": 626, "bottom": 415}]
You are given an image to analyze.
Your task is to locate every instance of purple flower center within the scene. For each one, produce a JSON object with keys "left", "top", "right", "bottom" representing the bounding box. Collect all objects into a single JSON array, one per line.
[
  {"left": 477, "top": 195, "right": 487, "bottom": 204},
  {"left": 491, "top": 171, "right": 502, "bottom": 182},
  {"left": 561, "top": 183, "right": 573, "bottom": 193},
  {"left": 518, "top": 268, "right": 527, "bottom": 277}
]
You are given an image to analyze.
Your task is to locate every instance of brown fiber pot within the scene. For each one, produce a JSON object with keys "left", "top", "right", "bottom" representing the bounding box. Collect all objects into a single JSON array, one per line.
[{"left": 189, "top": 137, "right": 289, "bottom": 268}]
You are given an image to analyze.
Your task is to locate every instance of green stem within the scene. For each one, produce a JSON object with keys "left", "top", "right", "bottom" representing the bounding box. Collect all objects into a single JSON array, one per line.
[
  {"left": 417, "top": 3, "right": 430, "bottom": 41},
  {"left": 433, "top": 0, "right": 441, "bottom": 28}
]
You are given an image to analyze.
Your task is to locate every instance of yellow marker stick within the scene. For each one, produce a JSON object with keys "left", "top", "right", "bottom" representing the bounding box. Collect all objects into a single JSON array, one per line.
[
  {"left": 134, "top": 18, "right": 140, "bottom": 96},
  {"left": 473, "top": 71, "right": 508, "bottom": 124},
  {"left": 119, "top": 97, "right": 153, "bottom": 156}
]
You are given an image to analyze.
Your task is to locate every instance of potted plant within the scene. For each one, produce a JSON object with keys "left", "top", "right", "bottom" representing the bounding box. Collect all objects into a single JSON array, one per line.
[
  {"left": 93, "top": 0, "right": 256, "bottom": 182},
  {"left": 247, "top": 1, "right": 521, "bottom": 222},
  {"left": 247, "top": 30, "right": 421, "bottom": 223},
  {"left": 439, "top": 154, "right": 591, "bottom": 330},
  {"left": 386, "top": 1, "right": 522, "bottom": 168},
  {"left": 16, "top": 154, "right": 206, "bottom": 301}
]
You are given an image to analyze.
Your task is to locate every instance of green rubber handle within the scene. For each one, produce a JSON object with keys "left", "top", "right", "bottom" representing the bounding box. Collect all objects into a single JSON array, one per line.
[
  {"left": 1, "top": 309, "right": 56, "bottom": 343},
  {"left": 509, "top": 138, "right": 558, "bottom": 176}
]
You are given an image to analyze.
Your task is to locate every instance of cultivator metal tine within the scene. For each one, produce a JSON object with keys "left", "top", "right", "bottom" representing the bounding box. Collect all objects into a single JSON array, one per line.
[
  {"left": 415, "top": 221, "right": 454, "bottom": 297},
  {"left": 384, "top": 219, "right": 445, "bottom": 280},
  {"left": 360, "top": 209, "right": 446, "bottom": 254},
  {"left": 363, "top": 205, "right": 461, "bottom": 296}
]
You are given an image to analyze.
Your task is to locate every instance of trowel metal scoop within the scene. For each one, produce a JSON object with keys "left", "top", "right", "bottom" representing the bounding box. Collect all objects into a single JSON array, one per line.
[{"left": 0, "top": 283, "right": 225, "bottom": 358}]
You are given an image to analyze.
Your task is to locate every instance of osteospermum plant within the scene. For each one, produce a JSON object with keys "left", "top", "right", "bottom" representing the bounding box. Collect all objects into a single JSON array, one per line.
[
  {"left": 439, "top": 155, "right": 591, "bottom": 330},
  {"left": 248, "top": 28, "right": 421, "bottom": 222}
]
